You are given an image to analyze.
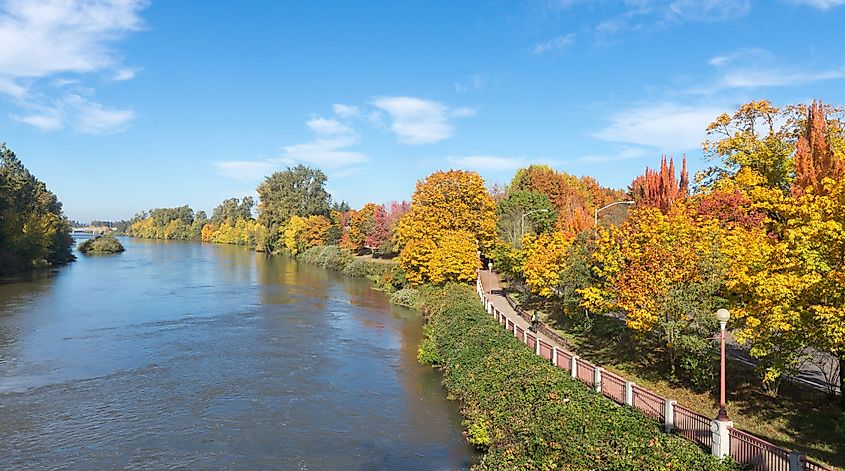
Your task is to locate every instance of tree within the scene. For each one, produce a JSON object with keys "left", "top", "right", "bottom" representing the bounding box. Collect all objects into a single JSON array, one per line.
[
  {"left": 211, "top": 196, "right": 254, "bottom": 224},
  {"left": 365, "top": 205, "right": 391, "bottom": 255},
  {"left": 701, "top": 100, "right": 798, "bottom": 192},
  {"left": 395, "top": 170, "right": 496, "bottom": 285},
  {"left": 629, "top": 156, "right": 689, "bottom": 213},
  {"left": 793, "top": 100, "right": 845, "bottom": 197},
  {"left": 582, "top": 205, "right": 726, "bottom": 379},
  {"left": 301, "top": 215, "right": 330, "bottom": 249},
  {"left": 496, "top": 190, "right": 557, "bottom": 246},
  {"left": 257, "top": 165, "right": 330, "bottom": 249},
  {"left": 346, "top": 203, "right": 379, "bottom": 251},
  {"left": 521, "top": 231, "right": 572, "bottom": 297}
]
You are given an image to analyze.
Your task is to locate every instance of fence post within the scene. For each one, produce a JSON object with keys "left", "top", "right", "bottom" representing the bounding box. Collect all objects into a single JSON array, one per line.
[
  {"left": 552, "top": 346, "right": 557, "bottom": 366},
  {"left": 664, "top": 400, "right": 676, "bottom": 433},
  {"left": 594, "top": 367, "right": 603, "bottom": 393},
  {"left": 788, "top": 452, "right": 801, "bottom": 471},
  {"left": 625, "top": 381, "right": 635, "bottom": 406},
  {"left": 535, "top": 336, "right": 541, "bottom": 355},
  {"left": 571, "top": 355, "right": 579, "bottom": 379},
  {"left": 710, "top": 420, "right": 732, "bottom": 459},
  {"left": 523, "top": 328, "right": 528, "bottom": 344}
]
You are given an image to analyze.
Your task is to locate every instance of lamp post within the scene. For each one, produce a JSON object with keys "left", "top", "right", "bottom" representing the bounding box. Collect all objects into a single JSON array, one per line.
[
  {"left": 521, "top": 209, "right": 550, "bottom": 238},
  {"left": 594, "top": 200, "right": 635, "bottom": 227},
  {"left": 715, "top": 308, "right": 731, "bottom": 421}
]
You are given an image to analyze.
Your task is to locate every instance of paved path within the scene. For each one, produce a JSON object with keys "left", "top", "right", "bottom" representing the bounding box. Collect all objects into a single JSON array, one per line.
[{"left": 478, "top": 269, "right": 561, "bottom": 350}]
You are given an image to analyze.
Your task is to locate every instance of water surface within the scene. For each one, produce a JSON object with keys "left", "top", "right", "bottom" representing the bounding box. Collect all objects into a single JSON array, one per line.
[{"left": 0, "top": 238, "right": 473, "bottom": 470}]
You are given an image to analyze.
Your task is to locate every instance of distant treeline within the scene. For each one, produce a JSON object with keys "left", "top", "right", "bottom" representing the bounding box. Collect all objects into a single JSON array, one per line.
[
  {"left": 126, "top": 165, "right": 409, "bottom": 257},
  {"left": 0, "top": 144, "right": 74, "bottom": 275}
]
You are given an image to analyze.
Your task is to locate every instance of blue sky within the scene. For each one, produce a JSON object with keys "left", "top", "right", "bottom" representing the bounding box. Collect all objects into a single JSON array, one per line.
[{"left": 1, "top": 0, "right": 844, "bottom": 221}]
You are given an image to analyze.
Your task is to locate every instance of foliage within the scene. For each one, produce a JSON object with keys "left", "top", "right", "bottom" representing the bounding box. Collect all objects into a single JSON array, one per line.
[
  {"left": 555, "top": 232, "right": 598, "bottom": 318},
  {"left": 0, "top": 144, "right": 75, "bottom": 274},
  {"left": 521, "top": 231, "right": 572, "bottom": 297},
  {"left": 211, "top": 196, "right": 254, "bottom": 224},
  {"left": 297, "top": 244, "right": 355, "bottom": 272},
  {"left": 416, "top": 283, "right": 738, "bottom": 470},
  {"left": 126, "top": 205, "right": 204, "bottom": 241},
  {"left": 395, "top": 170, "right": 495, "bottom": 285},
  {"left": 342, "top": 257, "right": 392, "bottom": 279},
  {"left": 583, "top": 205, "right": 726, "bottom": 377},
  {"left": 793, "top": 100, "right": 845, "bottom": 197},
  {"left": 629, "top": 156, "right": 688, "bottom": 213},
  {"left": 78, "top": 234, "right": 125, "bottom": 254},
  {"left": 389, "top": 287, "right": 420, "bottom": 308},
  {"left": 495, "top": 190, "right": 556, "bottom": 246},
  {"left": 256, "top": 165, "right": 331, "bottom": 250}
]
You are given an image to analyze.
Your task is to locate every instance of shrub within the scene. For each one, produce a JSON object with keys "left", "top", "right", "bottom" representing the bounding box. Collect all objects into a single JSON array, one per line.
[
  {"left": 298, "top": 245, "right": 354, "bottom": 271},
  {"left": 417, "top": 283, "right": 739, "bottom": 471},
  {"left": 342, "top": 257, "right": 393, "bottom": 279},
  {"left": 78, "top": 235, "right": 125, "bottom": 254},
  {"left": 389, "top": 287, "right": 420, "bottom": 308}
]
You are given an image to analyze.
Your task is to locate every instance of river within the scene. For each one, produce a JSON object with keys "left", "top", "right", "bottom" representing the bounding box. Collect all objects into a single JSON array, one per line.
[{"left": 0, "top": 237, "right": 475, "bottom": 470}]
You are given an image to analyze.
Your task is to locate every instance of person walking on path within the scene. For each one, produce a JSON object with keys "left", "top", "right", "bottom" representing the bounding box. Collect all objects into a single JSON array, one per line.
[{"left": 530, "top": 310, "right": 539, "bottom": 333}]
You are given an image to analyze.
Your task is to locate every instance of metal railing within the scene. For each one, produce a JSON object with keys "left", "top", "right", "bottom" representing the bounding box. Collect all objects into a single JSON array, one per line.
[
  {"left": 673, "top": 404, "right": 712, "bottom": 451},
  {"left": 601, "top": 370, "right": 626, "bottom": 404},
  {"left": 729, "top": 427, "right": 790, "bottom": 471},
  {"left": 632, "top": 384, "right": 666, "bottom": 422}
]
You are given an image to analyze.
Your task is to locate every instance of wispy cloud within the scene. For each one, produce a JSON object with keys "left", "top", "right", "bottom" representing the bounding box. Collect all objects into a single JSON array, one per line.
[
  {"left": 448, "top": 155, "right": 528, "bottom": 171},
  {"left": 786, "top": 0, "right": 845, "bottom": 9},
  {"left": 14, "top": 94, "right": 134, "bottom": 134},
  {"left": 112, "top": 67, "right": 140, "bottom": 81},
  {"left": 532, "top": 33, "right": 575, "bottom": 55},
  {"left": 213, "top": 160, "right": 282, "bottom": 182},
  {"left": 0, "top": 0, "right": 147, "bottom": 132},
  {"left": 694, "top": 48, "right": 845, "bottom": 93},
  {"left": 593, "top": 102, "right": 725, "bottom": 151},
  {"left": 371, "top": 96, "right": 476, "bottom": 144},
  {"left": 454, "top": 73, "right": 488, "bottom": 93},
  {"left": 332, "top": 103, "right": 360, "bottom": 118}
]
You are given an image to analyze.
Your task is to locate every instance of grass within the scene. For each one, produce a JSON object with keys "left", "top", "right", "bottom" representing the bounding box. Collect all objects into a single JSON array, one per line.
[{"left": 505, "top": 287, "right": 845, "bottom": 470}]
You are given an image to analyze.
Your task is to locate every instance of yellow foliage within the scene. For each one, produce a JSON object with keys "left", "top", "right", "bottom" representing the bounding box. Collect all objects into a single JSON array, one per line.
[{"left": 521, "top": 231, "right": 572, "bottom": 297}]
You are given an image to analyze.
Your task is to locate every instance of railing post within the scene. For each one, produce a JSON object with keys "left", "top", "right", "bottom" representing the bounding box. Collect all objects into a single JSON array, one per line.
[
  {"left": 710, "top": 420, "right": 732, "bottom": 459},
  {"left": 625, "top": 381, "right": 635, "bottom": 406},
  {"left": 664, "top": 400, "right": 676, "bottom": 433},
  {"left": 571, "top": 355, "right": 579, "bottom": 379},
  {"left": 552, "top": 346, "right": 557, "bottom": 366},
  {"left": 788, "top": 452, "right": 801, "bottom": 471},
  {"left": 594, "top": 367, "right": 603, "bottom": 393},
  {"left": 523, "top": 328, "right": 527, "bottom": 344},
  {"left": 535, "top": 337, "right": 541, "bottom": 355}
]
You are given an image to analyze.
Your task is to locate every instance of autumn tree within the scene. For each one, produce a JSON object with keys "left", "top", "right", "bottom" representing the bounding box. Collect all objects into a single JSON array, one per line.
[
  {"left": 257, "top": 165, "right": 330, "bottom": 249},
  {"left": 395, "top": 170, "right": 496, "bottom": 285},
  {"left": 793, "top": 100, "right": 845, "bottom": 197},
  {"left": 581, "top": 205, "right": 726, "bottom": 385},
  {"left": 521, "top": 231, "right": 572, "bottom": 297},
  {"left": 365, "top": 205, "right": 391, "bottom": 255},
  {"left": 629, "top": 156, "right": 689, "bottom": 213}
]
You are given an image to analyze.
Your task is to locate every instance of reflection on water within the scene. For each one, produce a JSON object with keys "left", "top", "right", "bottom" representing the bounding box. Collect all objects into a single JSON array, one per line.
[{"left": 0, "top": 237, "right": 474, "bottom": 470}]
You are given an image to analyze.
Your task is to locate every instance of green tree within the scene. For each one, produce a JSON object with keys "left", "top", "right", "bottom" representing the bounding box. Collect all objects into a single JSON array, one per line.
[
  {"left": 257, "top": 165, "right": 330, "bottom": 249},
  {"left": 496, "top": 190, "right": 556, "bottom": 246}
]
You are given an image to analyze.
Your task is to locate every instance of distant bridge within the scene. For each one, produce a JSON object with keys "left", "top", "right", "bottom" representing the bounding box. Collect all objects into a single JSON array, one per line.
[{"left": 71, "top": 226, "right": 116, "bottom": 235}]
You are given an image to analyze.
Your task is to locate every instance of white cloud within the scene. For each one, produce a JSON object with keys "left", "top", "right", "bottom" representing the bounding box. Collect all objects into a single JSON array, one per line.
[
  {"left": 594, "top": 102, "right": 724, "bottom": 151},
  {"left": 448, "top": 155, "right": 527, "bottom": 171},
  {"left": 697, "top": 48, "right": 845, "bottom": 92},
  {"left": 13, "top": 94, "right": 134, "bottom": 134},
  {"left": 371, "top": 96, "right": 475, "bottom": 144},
  {"left": 0, "top": 0, "right": 147, "bottom": 81},
  {"left": 306, "top": 116, "right": 353, "bottom": 136},
  {"left": 283, "top": 135, "right": 367, "bottom": 169},
  {"left": 665, "top": 0, "right": 751, "bottom": 22},
  {"left": 0, "top": 76, "right": 26, "bottom": 98},
  {"left": 112, "top": 67, "right": 140, "bottom": 81},
  {"left": 213, "top": 160, "right": 281, "bottom": 182},
  {"left": 532, "top": 33, "right": 576, "bottom": 55},
  {"left": 787, "top": 0, "right": 845, "bottom": 9},
  {"left": 332, "top": 103, "right": 360, "bottom": 118}
]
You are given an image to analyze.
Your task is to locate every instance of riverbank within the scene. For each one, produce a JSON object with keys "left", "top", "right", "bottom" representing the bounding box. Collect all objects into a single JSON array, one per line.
[{"left": 293, "top": 249, "right": 735, "bottom": 469}]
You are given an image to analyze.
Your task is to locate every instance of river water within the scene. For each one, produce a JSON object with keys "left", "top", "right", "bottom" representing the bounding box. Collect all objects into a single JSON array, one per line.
[{"left": 0, "top": 237, "right": 474, "bottom": 470}]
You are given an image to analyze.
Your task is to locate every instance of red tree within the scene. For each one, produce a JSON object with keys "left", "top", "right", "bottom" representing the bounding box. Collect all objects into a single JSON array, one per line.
[
  {"left": 629, "top": 156, "right": 689, "bottom": 213},
  {"left": 793, "top": 100, "right": 844, "bottom": 196}
]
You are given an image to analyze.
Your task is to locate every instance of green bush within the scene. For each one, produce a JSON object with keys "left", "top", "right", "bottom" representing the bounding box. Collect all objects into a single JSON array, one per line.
[
  {"left": 389, "top": 287, "right": 420, "bottom": 308},
  {"left": 298, "top": 245, "right": 354, "bottom": 271},
  {"left": 78, "top": 235, "right": 125, "bottom": 254},
  {"left": 417, "top": 283, "right": 739, "bottom": 471},
  {"left": 342, "top": 257, "right": 393, "bottom": 279}
]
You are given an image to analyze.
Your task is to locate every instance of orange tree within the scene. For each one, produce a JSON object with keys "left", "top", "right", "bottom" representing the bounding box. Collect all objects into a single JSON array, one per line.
[
  {"left": 581, "top": 204, "right": 727, "bottom": 387},
  {"left": 395, "top": 170, "right": 496, "bottom": 285}
]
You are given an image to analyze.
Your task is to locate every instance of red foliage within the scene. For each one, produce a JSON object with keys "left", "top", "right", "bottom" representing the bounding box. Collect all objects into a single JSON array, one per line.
[
  {"left": 793, "top": 100, "right": 844, "bottom": 196},
  {"left": 695, "top": 188, "right": 764, "bottom": 229},
  {"left": 629, "top": 156, "right": 689, "bottom": 213},
  {"left": 365, "top": 205, "right": 390, "bottom": 249}
]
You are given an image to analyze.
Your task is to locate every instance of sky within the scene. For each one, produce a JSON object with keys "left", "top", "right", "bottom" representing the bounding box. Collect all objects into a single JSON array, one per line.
[{"left": 1, "top": 0, "right": 845, "bottom": 222}]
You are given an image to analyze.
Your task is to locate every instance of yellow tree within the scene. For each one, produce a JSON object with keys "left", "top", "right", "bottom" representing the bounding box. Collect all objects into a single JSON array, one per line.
[
  {"left": 521, "top": 231, "right": 572, "bottom": 297},
  {"left": 300, "top": 215, "right": 330, "bottom": 249},
  {"left": 283, "top": 216, "right": 306, "bottom": 255},
  {"left": 395, "top": 170, "right": 496, "bottom": 285}
]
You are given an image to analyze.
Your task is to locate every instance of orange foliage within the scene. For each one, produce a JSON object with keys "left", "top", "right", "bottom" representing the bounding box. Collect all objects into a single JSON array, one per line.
[
  {"left": 793, "top": 100, "right": 844, "bottom": 197},
  {"left": 629, "top": 156, "right": 689, "bottom": 213}
]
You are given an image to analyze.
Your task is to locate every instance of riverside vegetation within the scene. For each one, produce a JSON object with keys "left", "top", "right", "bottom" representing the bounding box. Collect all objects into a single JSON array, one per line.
[
  {"left": 78, "top": 234, "right": 126, "bottom": 255},
  {"left": 116, "top": 99, "right": 845, "bottom": 468}
]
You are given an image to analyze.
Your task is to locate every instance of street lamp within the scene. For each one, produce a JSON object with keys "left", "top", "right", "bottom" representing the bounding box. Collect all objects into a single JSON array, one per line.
[
  {"left": 594, "top": 200, "right": 635, "bottom": 227},
  {"left": 521, "top": 209, "right": 550, "bottom": 238},
  {"left": 715, "top": 308, "right": 731, "bottom": 421}
]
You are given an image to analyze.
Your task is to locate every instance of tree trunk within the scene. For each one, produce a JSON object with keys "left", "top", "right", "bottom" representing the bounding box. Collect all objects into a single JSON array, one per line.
[{"left": 840, "top": 356, "right": 845, "bottom": 410}]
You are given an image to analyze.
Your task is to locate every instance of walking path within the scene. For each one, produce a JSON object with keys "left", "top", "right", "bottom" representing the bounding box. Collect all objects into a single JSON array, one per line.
[{"left": 478, "top": 269, "right": 559, "bottom": 348}]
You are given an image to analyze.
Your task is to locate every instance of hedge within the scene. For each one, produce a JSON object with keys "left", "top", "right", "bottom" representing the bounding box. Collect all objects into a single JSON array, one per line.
[{"left": 417, "top": 283, "right": 740, "bottom": 471}]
